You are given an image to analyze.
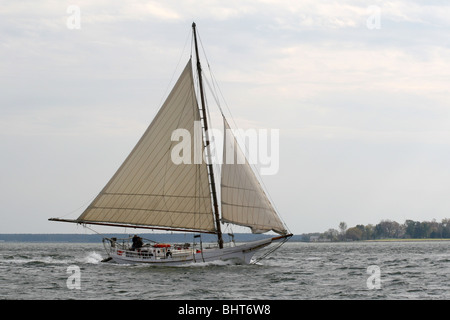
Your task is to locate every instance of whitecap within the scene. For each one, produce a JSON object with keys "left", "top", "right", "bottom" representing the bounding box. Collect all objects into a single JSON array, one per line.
[{"left": 82, "top": 251, "right": 104, "bottom": 264}]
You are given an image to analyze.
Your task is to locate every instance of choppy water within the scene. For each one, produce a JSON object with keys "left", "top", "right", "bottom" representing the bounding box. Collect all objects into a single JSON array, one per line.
[{"left": 0, "top": 241, "right": 448, "bottom": 300}]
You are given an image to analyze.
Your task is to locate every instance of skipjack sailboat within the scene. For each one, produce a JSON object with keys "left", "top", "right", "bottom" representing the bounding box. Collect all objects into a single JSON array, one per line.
[{"left": 50, "top": 23, "right": 292, "bottom": 265}]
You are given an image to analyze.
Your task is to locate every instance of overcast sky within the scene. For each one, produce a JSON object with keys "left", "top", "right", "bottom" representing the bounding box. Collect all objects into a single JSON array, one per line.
[{"left": 1, "top": 0, "right": 450, "bottom": 234}]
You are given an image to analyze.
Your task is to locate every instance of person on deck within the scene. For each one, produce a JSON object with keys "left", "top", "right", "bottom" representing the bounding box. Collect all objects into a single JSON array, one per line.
[{"left": 131, "top": 235, "right": 143, "bottom": 251}]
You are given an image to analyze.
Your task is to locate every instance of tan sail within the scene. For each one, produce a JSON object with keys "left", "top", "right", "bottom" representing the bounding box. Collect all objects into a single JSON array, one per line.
[
  {"left": 77, "top": 60, "right": 216, "bottom": 233},
  {"left": 221, "top": 118, "right": 287, "bottom": 235}
]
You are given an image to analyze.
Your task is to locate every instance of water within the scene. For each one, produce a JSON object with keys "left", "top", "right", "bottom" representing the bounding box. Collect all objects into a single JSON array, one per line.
[{"left": 0, "top": 241, "right": 448, "bottom": 300}]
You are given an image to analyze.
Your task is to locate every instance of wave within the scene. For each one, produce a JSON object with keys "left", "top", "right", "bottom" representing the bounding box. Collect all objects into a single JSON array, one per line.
[
  {"left": 181, "top": 259, "right": 238, "bottom": 267},
  {"left": 3, "top": 257, "right": 74, "bottom": 266},
  {"left": 0, "top": 251, "right": 106, "bottom": 266},
  {"left": 81, "top": 251, "right": 104, "bottom": 264},
  {"left": 102, "top": 257, "right": 242, "bottom": 269}
]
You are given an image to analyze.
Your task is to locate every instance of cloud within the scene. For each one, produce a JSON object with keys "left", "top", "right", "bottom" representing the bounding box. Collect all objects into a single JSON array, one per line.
[{"left": 1, "top": 0, "right": 450, "bottom": 233}]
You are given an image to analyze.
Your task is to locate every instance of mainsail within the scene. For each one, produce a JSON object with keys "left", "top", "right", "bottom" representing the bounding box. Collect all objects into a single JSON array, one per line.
[
  {"left": 221, "top": 119, "right": 287, "bottom": 235},
  {"left": 76, "top": 60, "right": 216, "bottom": 233},
  {"left": 58, "top": 61, "right": 288, "bottom": 236}
]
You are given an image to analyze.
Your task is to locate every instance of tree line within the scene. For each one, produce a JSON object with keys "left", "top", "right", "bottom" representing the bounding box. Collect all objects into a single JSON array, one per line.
[{"left": 305, "top": 219, "right": 450, "bottom": 241}]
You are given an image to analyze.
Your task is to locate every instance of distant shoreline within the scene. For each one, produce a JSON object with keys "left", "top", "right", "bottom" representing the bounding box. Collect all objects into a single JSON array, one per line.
[
  {"left": 363, "top": 238, "right": 450, "bottom": 242},
  {"left": 1, "top": 233, "right": 450, "bottom": 243},
  {"left": 0, "top": 233, "right": 304, "bottom": 243}
]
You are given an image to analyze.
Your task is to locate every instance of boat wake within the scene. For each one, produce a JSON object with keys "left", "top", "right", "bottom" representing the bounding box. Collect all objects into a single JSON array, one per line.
[
  {"left": 103, "top": 258, "right": 241, "bottom": 268},
  {"left": 181, "top": 259, "right": 238, "bottom": 267},
  {"left": 81, "top": 251, "right": 104, "bottom": 264}
]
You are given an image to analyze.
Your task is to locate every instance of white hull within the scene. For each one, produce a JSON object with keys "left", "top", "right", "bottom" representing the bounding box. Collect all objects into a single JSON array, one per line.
[{"left": 107, "top": 238, "right": 274, "bottom": 266}]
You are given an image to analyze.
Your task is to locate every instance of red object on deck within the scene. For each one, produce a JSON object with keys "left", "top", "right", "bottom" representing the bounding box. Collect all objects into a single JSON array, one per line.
[{"left": 153, "top": 244, "right": 171, "bottom": 248}]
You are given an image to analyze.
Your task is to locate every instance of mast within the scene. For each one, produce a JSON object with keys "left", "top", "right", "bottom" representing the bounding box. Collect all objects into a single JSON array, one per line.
[{"left": 192, "top": 22, "right": 223, "bottom": 249}]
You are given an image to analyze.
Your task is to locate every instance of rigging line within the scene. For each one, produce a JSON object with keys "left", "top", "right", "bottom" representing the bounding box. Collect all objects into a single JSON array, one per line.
[
  {"left": 158, "top": 27, "right": 192, "bottom": 108},
  {"left": 194, "top": 27, "right": 232, "bottom": 130},
  {"left": 58, "top": 195, "right": 97, "bottom": 219},
  {"left": 196, "top": 47, "right": 222, "bottom": 203},
  {"left": 225, "top": 105, "right": 289, "bottom": 233},
  {"left": 200, "top": 61, "right": 265, "bottom": 227},
  {"left": 223, "top": 118, "right": 261, "bottom": 228},
  {"left": 192, "top": 52, "right": 218, "bottom": 221},
  {"left": 193, "top": 23, "right": 223, "bottom": 248},
  {"left": 204, "top": 89, "right": 223, "bottom": 223},
  {"left": 80, "top": 223, "right": 105, "bottom": 238},
  {"left": 250, "top": 237, "right": 290, "bottom": 265},
  {"left": 203, "top": 76, "right": 223, "bottom": 116},
  {"left": 197, "top": 30, "right": 225, "bottom": 116},
  {"left": 193, "top": 71, "right": 203, "bottom": 231},
  {"left": 190, "top": 28, "right": 194, "bottom": 60},
  {"left": 220, "top": 96, "right": 289, "bottom": 233},
  {"left": 195, "top": 26, "right": 289, "bottom": 233}
]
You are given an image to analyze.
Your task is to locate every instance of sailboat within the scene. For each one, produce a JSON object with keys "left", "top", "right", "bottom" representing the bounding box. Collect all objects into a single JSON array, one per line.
[{"left": 49, "top": 23, "right": 292, "bottom": 265}]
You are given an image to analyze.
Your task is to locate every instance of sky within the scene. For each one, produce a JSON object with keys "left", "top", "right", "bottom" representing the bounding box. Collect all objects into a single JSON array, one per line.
[{"left": 1, "top": 0, "right": 450, "bottom": 234}]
